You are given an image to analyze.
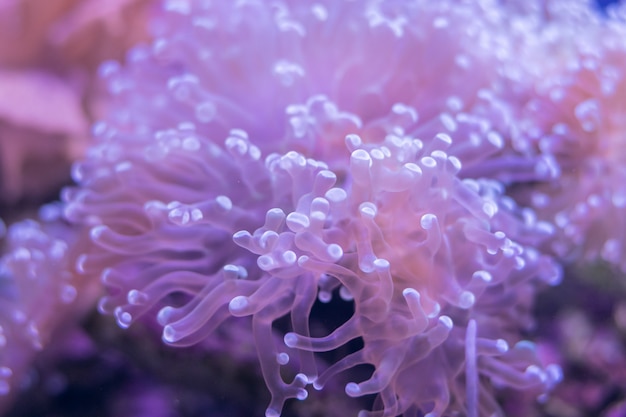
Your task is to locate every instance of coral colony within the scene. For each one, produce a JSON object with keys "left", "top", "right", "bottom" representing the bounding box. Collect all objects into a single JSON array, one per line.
[{"left": 1, "top": 0, "right": 626, "bottom": 416}]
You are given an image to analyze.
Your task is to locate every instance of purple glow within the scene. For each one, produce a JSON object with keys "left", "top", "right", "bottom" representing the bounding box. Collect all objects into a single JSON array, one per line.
[{"left": 1, "top": 0, "right": 626, "bottom": 416}]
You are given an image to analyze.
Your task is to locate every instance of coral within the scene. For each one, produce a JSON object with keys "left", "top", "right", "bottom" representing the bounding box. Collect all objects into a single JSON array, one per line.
[{"left": 62, "top": 1, "right": 564, "bottom": 416}]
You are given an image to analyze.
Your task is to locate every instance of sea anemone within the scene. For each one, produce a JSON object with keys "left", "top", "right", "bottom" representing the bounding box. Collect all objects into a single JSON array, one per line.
[
  {"left": 62, "top": 0, "right": 564, "bottom": 416},
  {"left": 0, "top": 205, "right": 95, "bottom": 411},
  {"left": 475, "top": 0, "right": 626, "bottom": 272}
]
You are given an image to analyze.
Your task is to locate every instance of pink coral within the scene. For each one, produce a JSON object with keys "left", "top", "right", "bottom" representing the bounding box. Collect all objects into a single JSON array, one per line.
[
  {"left": 61, "top": 0, "right": 563, "bottom": 416},
  {"left": 0, "top": 70, "right": 86, "bottom": 203},
  {"left": 0, "top": 0, "right": 153, "bottom": 205}
]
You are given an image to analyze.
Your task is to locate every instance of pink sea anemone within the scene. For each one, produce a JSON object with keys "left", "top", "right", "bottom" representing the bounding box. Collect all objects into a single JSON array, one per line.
[
  {"left": 475, "top": 0, "right": 626, "bottom": 272},
  {"left": 62, "top": 0, "right": 564, "bottom": 416},
  {"left": 0, "top": 205, "right": 99, "bottom": 412}
]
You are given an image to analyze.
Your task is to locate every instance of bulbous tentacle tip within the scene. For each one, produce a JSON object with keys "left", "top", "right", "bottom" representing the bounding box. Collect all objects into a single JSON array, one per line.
[
  {"left": 546, "top": 364, "right": 564, "bottom": 387},
  {"left": 495, "top": 339, "right": 509, "bottom": 354},
  {"left": 283, "top": 332, "right": 298, "bottom": 348},
  {"left": 345, "top": 382, "right": 362, "bottom": 397},
  {"left": 157, "top": 306, "right": 175, "bottom": 326},
  {"left": 162, "top": 325, "right": 179, "bottom": 344},
  {"left": 458, "top": 290, "right": 476, "bottom": 309},
  {"left": 276, "top": 352, "right": 289, "bottom": 365},
  {"left": 114, "top": 307, "right": 133, "bottom": 329},
  {"left": 438, "top": 315, "right": 453, "bottom": 330},
  {"left": 228, "top": 295, "right": 250, "bottom": 316},
  {"left": 89, "top": 225, "right": 108, "bottom": 242},
  {"left": 127, "top": 289, "right": 149, "bottom": 306}
]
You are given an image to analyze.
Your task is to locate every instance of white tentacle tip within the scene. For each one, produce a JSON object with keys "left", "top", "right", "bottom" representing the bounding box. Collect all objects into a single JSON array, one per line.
[
  {"left": 345, "top": 382, "right": 361, "bottom": 397},
  {"left": 284, "top": 332, "right": 298, "bottom": 348}
]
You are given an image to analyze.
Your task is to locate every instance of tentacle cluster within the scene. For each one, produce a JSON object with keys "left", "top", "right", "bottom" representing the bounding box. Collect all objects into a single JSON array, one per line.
[
  {"left": 65, "top": 117, "right": 562, "bottom": 416},
  {"left": 265, "top": 131, "right": 562, "bottom": 417},
  {"left": 479, "top": 0, "right": 626, "bottom": 271},
  {"left": 59, "top": 0, "right": 573, "bottom": 416},
  {"left": 66, "top": 124, "right": 339, "bottom": 414},
  {"left": 0, "top": 207, "right": 81, "bottom": 399}
]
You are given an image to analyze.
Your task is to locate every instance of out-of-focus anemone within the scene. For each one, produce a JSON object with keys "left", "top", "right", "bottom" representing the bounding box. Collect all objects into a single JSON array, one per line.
[
  {"left": 0, "top": 206, "right": 95, "bottom": 412},
  {"left": 98, "top": 0, "right": 531, "bottom": 169},
  {"left": 477, "top": 0, "right": 626, "bottom": 272},
  {"left": 63, "top": 0, "right": 564, "bottom": 416}
]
